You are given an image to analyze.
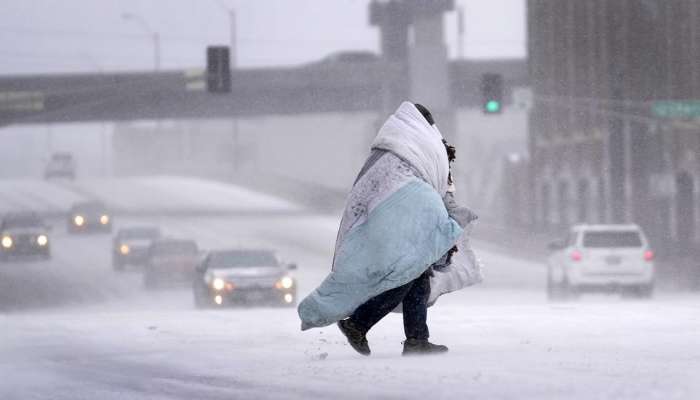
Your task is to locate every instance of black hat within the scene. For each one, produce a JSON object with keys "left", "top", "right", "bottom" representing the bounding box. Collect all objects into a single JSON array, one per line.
[{"left": 414, "top": 103, "right": 435, "bottom": 126}]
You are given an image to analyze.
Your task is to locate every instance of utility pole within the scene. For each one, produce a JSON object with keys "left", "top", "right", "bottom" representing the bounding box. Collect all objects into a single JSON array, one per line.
[{"left": 214, "top": 0, "right": 240, "bottom": 174}]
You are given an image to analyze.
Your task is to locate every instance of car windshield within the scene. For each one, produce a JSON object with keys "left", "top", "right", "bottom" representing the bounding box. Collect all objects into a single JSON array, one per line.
[
  {"left": 207, "top": 250, "right": 278, "bottom": 269},
  {"left": 2, "top": 215, "right": 44, "bottom": 229},
  {"left": 120, "top": 228, "right": 160, "bottom": 239},
  {"left": 152, "top": 242, "right": 197, "bottom": 255},
  {"left": 582, "top": 231, "right": 643, "bottom": 248}
]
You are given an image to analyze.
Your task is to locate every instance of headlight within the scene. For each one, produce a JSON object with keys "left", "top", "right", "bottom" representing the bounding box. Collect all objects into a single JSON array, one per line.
[
  {"left": 73, "top": 215, "right": 85, "bottom": 226},
  {"left": 1, "top": 236, "right": 12, "bottom": 249},
  {"left": 119, "top": 244, "right": 130, "bottom": 255},
  {"left": 276, "top": 276, "right": 294, "bottom": 289},
  {"left": 36, "top": 235, "right": 48, "bottom": 246},
  {"left": 212, "top": 278, "right": 226, "bottom": 291},
  {"left": 284, "top": 293, "right": 294, "bottom": 303},
  {"left": 100, "top": 215, "right": 110, "bottom": 225}
]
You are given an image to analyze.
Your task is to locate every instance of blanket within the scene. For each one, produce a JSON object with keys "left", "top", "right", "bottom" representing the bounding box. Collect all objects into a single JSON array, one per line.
[{"left": 298, "top": 102, "right": 482, "bottom": 330}]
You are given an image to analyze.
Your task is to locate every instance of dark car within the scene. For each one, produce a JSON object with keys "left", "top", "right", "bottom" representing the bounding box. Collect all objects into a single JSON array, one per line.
[
  {"left": 144, "top": 238, "right": 199, "bottom": 289},
  {"left": 67, "top": 201, "right": 112, "bottom": 233},
  {"left": 112, "top": 226, "right": 161, "bottom": 271},
  {"left": 193, "top": 249, "right": 297, "bottom": 308},
  {"left": 44, "top": 152, "right": 76, "bottom": 180},
  {"left": 0, "top": 212, "right": 51, "bottom": 261}
]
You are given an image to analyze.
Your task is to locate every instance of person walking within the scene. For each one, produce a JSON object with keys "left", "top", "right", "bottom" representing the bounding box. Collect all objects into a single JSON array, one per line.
[{"left": 298, "top": 102, "right": 481, "bottom": 356}]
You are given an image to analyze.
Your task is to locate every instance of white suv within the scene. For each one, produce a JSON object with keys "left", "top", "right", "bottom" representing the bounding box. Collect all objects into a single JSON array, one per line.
[{"left": 547, "top": 224, "right": 655, "bottom": 300}]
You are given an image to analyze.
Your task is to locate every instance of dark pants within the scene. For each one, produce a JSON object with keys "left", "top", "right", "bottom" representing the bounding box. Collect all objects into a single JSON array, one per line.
[{"left": 349, "top": 270, "right": 431, "bottom": 340}]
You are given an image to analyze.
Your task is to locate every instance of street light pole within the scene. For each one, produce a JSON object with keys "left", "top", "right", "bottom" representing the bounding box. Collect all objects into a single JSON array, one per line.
[
  {"left": 228, "top": 10, "right": 237, "bottom": 68},
  {"left": 215, "top": 0, "right": 237, "bottom": 68},
  {"left": 457, "top": 6, "right": 465, "bottom": 60},
  {"left": 214, "top": 1, "right": 239, "bottom": 174},
  {"left": 122, "top": 12, "right": 160, "bottom": 71}
]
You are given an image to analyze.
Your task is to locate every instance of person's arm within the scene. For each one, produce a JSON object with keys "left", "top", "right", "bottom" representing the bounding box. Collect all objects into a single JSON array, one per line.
[
  {"left": 431, "top": 192, "right": 477, "bottom": 271},
  {"left": 443, "top": 192, "right": 478, "bottom": 229}
]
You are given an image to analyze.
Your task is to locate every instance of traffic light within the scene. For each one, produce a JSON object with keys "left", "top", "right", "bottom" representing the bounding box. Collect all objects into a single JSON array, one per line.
[
  {"left": 207, "top": 46, "right": 231, "bottom": 94},
  {"left": 481, "top": 73, "right": 503, "bottom": 114}
]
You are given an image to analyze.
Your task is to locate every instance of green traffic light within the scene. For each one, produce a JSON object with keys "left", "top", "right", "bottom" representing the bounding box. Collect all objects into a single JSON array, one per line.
[{"left": 486, "top": 100, "right": 501, "bottom": 113}]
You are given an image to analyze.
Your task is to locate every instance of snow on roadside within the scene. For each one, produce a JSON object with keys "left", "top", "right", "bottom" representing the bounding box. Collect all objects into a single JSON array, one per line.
[
  {"left": 73, "top": 176, "right": 301, "bottom": 214},
  {"left": 0, "top": 176, "right": 302, "bottom": 216}
]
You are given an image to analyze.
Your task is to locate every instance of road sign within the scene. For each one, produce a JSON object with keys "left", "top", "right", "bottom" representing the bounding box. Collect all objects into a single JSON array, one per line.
[
  {"left": 184, "top": 69, "right": 206, "bottom": 91},
  {"left": 0, "top": 91, "right": 45, "bottom": 111},
  {"left": 652, "top": 100, "right": 700, "bottom": 118}
]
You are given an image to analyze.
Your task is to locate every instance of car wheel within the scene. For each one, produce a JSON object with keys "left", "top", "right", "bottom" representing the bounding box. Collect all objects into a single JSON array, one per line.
[
  {"left": 547, "top": 268, "right": 564, "bottom": 301},
  {"left": 193, "top": 284, "right": 207, "bottom": 308},
  {"left": 623, "top": 284, "right": 653, "bottom": 299},
  {"left": 638, "top": 285, "right": 654, "bottom": 299},
  {"left": 194, "top": 292, "right": 210, "bottom": 309},
  {"left": 113, "top": 256, "right": 125, "bottom": 271},
  {"left": 547, "top": 272, "right": 577, "bottom": 302}
]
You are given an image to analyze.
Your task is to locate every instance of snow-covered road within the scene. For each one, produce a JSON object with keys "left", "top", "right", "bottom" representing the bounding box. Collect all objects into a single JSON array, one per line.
[
  {"left": 1, "top": 178, "right": 699, "bottom": 399},
  {"left": 3, "top": 290, "right": 700, "bottom": 400}
]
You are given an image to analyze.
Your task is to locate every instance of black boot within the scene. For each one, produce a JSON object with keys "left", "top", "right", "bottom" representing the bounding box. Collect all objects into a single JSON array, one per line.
[
  {"left": 337, "top": 319, "right": 371, "bottom": 356},
  {"left": 402, "top": 338, "right": 448, "bottom": 356}
]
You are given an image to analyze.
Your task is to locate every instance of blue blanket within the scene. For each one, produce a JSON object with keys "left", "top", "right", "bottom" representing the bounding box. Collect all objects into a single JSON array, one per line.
[{"left": 298, "top": 176, "right": 463, "bottom": 330}]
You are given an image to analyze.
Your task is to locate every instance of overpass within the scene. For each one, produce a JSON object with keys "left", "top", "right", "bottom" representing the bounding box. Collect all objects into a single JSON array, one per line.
[{"left": 0, "top": 59, "right": 527, "bottom": 127}]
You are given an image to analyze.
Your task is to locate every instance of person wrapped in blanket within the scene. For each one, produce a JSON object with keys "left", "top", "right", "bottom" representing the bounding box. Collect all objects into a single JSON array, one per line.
[{"left": 298, "top": 102, "right": 482, "bottom": 356}]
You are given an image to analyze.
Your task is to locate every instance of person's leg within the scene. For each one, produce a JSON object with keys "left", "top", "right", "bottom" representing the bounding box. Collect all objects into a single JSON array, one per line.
[
  {"left": 338, "top": 279, "right": 415, "bottom": 355},
  {"left": 401, "top": 270, "right": 449, "bottom": 355},
  {"left": 402, "top": 270, "right": 431, "bottom": 340},
  {"left": 349, "top": 280, "right": 414, "bottom": 333}
]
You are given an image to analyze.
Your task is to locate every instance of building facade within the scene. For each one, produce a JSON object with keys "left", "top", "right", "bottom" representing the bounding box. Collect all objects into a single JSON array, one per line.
[{"left": 527, "top": 0, "right": 700, "bottom": 255}]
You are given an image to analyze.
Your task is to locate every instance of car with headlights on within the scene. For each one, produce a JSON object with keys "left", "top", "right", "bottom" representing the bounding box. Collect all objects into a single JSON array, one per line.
[
  {"left": 67, "top": 201, "right": 112, "bottom": 233},
  {"left": 0, "top": 212, "right": 51, "bottom": 261},
  {"left": 547, "top": 224, "right": 655, "bottom": 300},
  {"left": 193, "top": 249, "right": 297, "bottom": 308},
  {"left": 112, "top": 226, "right": 161, "bottom": 271},
  {"left": 44, "top": 152, "right": 76, "bottom": 180},
  {"left": 144, "top": 238, "right": 199, "bottom": 289}
]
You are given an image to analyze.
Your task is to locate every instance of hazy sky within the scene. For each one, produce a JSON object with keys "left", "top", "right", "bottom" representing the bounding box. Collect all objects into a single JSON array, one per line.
[{"left": 0, "top": 0, "right": 525, "bottom": 75}]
